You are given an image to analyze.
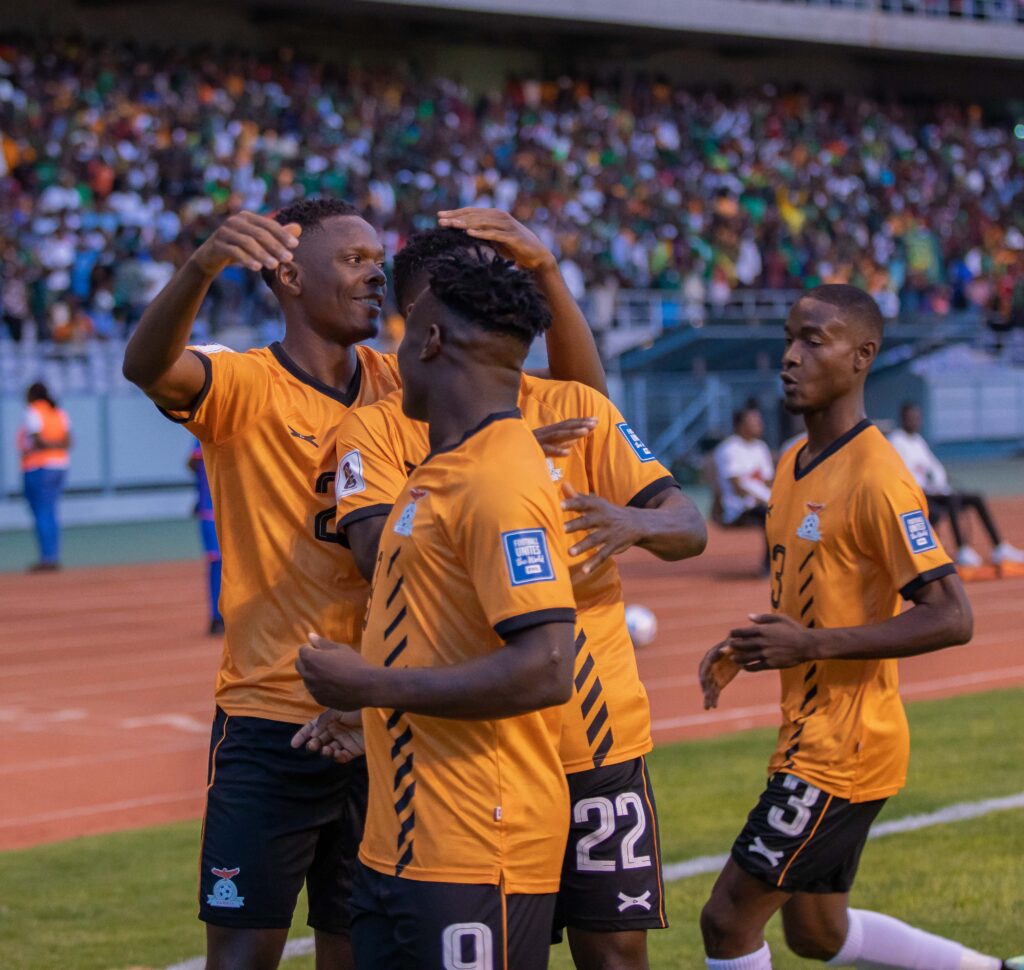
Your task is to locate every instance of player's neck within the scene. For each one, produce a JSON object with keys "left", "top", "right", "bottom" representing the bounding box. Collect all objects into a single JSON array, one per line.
[
  {"left": 425, "top": 365, "right": 521, "bottom": 454},
  {"left": 801, "top": 396, "right": 867, "bottom": 463},
  {"left": 278, "top": 330, "right": 359, "bottom": 392}
]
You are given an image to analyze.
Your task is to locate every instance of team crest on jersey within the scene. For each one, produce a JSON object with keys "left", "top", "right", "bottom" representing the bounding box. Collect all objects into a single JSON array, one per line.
[
  {"left": 502, "top": 528, "right": 556, "bottom": 585},
  {"left": 546, "top": 458, "right": 564, "bottom": 483},
  {"left": 335, "top": 450, "right": 365, "bottom": 499},
  {"left": 796, "top": 502, "right": 825, "bottom": 542},
  {"left": 207, "top": 867, "right": 244, "bottom": 908},
  {"left": 900, "top": 509, "right": 937, "bottom": 553},
  {"left": 616, "top": 422, "right": 656, "bottom": 462},
  {"left": 394, "top": 488, "right": 428, "bottom": 536}
]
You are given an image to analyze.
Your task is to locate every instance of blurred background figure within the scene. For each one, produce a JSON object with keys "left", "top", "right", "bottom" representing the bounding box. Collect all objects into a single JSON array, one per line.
[
  {"left": 187, "top": 438, "right": 223, "bottom": 635},
  {"left": 713, "top": 402, "right": 775, "bottom": 570},
  {"left": 889, "top": 402, "right": 1024, "bottom": 569},
  {"left": 17, "top": 382, "right": 71, "bottom": 572}
]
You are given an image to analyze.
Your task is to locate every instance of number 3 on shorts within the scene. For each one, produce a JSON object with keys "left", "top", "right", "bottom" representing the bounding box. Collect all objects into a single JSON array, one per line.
[
  {"left": 767, "top": 774, "right": 821, "bottom": 837},
  {"left": 442, "top": 922, "right": 493, "bottom": 970}
]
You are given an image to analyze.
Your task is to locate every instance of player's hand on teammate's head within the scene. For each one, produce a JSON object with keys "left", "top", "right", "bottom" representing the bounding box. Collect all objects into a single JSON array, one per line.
[
  {"left": 191, "top": 211, "right": 301, "bottom": 277},
  {"left": 726, "top": 613, "right": 820, "bottom": 671},
  {"left": 699, "top": 641, "right": 740, "bottom": 709},
  {"left": 533, "top": 417, "right": 598, "bottom": 457},
  {"left": 561, "top": 481, "right": 642, "bottom": 575},
  {"left": 437, "top": 208, "right": 555, "bottom": 272},
  {"left": 296, "top": 632, "right": 375, "bottom": 711}
]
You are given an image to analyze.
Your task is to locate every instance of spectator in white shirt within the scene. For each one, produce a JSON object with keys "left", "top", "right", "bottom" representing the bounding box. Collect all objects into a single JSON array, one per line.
[
  {"left": 889, "top": 403, "right": 1024, "bottom": 568},
  {"left": 714, "top": 403, "right": 774, "bottom": 570}
]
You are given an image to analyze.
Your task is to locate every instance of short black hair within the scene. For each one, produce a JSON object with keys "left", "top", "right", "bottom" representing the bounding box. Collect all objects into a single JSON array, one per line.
[
  {"left": 802, "top": 284, "right": 884, "bottom": 340},
  {"left": 393, "top": 228, "right": 486, "bottom": 312},
  {"left": 732, "top": 400, "right": 761, "bottom": 430},
  {"left": 900, "top": 401, "right": 920, "bottom": 415},
  {"left": 425, "top": 253, "right": 551, "bottom": 347},
  {"left": 27, "top": 382, "right": 56, "bottom": 407},
  {"left": 261, "top": 197, "right": 362, "bottom": 288}
]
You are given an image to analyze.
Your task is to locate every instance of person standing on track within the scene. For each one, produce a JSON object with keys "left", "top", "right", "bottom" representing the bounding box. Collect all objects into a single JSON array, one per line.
[
  {"left": 697, "top": 285, "right": 1015, "bottom": 970},
  {"left": 123, "top": 199, "right": 606, "bottom": 970},
  {"left": 18, "top": 381, "right": 72, "bottom": 573}
]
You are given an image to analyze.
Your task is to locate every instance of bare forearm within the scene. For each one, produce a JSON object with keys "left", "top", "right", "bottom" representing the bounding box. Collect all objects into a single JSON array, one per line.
[
  {"left": 814, "top": 597, "right": 971, "bottom": 661},
  {"left": 362, "top": 631, "right": 573, "bottom": 719},
  {"left": 534, "top": 262, "right": 607, "bottom": 396},
  {"left": 634, "top": 491, "right": 707, "bottom": 561},
  {"left": 123, "top": 258, "right": 213, "bottom": 388}
]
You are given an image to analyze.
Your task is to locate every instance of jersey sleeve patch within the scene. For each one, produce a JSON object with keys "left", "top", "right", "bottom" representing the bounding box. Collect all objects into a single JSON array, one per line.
[
  {"left": 900, "top": 510, "right": 937, "bottom": 554},
  {"left": 502, "top": 528, "right": 556, "bottom": 586},
  {"left": 189, "top": 342, "right": 234, "bottom": 355},
  {"left": 335, "top": 450, "right": 366, "bottom": 500},
  {"left": 616, "top": 422, "right": 656, "bottom": 462}
]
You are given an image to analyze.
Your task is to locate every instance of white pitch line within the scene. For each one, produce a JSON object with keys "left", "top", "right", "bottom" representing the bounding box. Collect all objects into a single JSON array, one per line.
[{"left": 161, "top": 790, "right": 1024, "bottom": 970}]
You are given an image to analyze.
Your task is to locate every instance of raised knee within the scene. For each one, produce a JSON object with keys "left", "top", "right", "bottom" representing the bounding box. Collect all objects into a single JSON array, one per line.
[
  {"left": 783, "top": 919, "right": 846, "bottom": 961},
  {"left": 701, "top": 895, "right": 741, "bottom": 951}
]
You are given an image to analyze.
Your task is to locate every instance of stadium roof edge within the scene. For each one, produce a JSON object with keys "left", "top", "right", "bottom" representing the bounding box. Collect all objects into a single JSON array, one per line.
[{"left": 353, "top": 0, "right": 1024, "bottom": 61}]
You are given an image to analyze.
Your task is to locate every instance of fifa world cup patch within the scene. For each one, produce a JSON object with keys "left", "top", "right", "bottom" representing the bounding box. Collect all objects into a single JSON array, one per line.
[
  {"left": 900, "top": 509, "right": 937, "bottom": 553},
  {"left": 502, "top": 528, "right": 556, "bottom": 585},
  {"left": 616, "top": 422, "right": 656, "bottom": 462},
  {"left": 335, "top": 450, "right": 366, "bottom": 499},
  {"left": 207, "top": 867, "right": 244, "bottom": 908},
  {"left": 797, "top": 502, "right": 825, "bottom": 542}
]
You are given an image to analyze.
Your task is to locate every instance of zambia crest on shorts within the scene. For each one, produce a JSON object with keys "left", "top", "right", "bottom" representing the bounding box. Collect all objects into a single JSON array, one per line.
[
  {"left": 207, "top": 867, "right": 244, "bottom": 908},
  {"left": 797, "top": 502, "right": 825, "bottom": 542}
]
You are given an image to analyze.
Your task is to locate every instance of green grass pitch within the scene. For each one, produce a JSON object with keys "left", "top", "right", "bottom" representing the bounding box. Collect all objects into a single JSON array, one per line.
[{"left": 1, "top": 689, "right": 1021, "bottom": 969}]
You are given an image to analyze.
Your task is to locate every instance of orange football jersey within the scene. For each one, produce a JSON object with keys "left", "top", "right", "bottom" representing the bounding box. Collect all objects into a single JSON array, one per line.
[
  {"left": 358, "top": 412, "right": 576, "bottom": 892},
  {"left": 164, "top": 341, "right": 400, "bottom": 723},
  {"left": 335, "top": 376, "right": 678, "bottom": 773},
  {"left": 766, "top": 421, "right": 955, "bottom": 802}
]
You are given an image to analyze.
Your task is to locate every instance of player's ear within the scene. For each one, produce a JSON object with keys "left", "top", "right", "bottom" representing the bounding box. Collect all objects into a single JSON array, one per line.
[
  {"left": 420, "top": 322, "right": 442, "bottom": 362},
  {"left": 277, "top": 259, "right": 300, "bottom": 296},
  {"left": 853, "top": 337, "right": 878, "bottom": 374}
]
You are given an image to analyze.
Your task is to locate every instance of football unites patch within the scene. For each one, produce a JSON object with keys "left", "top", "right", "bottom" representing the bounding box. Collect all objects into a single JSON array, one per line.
[
  {"left": 900, "top": 509, "right": 937, "bottom": 553},
  {"left": 335, "top": 449, "right": 366, "bottom": 499},
  {"left": 616, "top": 422, "right": 656, "bottom": 462},
  {"left": 502, "top": 528, "right": 556, "bottom": 585}
]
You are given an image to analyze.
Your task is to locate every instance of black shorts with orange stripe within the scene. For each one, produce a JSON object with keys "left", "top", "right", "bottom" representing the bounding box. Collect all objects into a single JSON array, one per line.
[
  {"left": 198, "top": 707, "right": 368, "bottom": 931},
  {"left": 553, "top": 756, "right": 668, "bottom": 935},
  {"left": 730, "top": 772, "right": 886, "bottom": 894},
  {"left": 350, "top": 860, "right": 555, "bottom": 970}
]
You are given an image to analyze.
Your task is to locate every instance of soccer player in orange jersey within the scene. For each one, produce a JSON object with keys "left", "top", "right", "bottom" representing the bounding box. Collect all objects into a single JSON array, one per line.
[
  {"left": 296, "top": 254, "right": 579, "bottom": 970},
  {"left": 301, "top": 224, "right": 706, "bottom": 970},
  {"left": 123, "top": 200, "right": 605, "bottom": 970},
  {"left": 697, "top": 286, "right": 1012, "bottom": 970}
]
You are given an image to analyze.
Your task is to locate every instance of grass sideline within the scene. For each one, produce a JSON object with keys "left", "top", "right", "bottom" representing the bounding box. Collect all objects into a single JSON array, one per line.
[{"left": 1, "top": 689, "right": 1021, "bottom": 970}]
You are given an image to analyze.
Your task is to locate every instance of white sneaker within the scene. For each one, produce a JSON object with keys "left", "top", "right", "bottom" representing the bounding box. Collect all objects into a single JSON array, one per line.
[
  {"left": 992, "top": 542, "right": 1024, "bottom": 566},
  {"left": 957, "top": 546, "right": 984, "bottom": 568}
]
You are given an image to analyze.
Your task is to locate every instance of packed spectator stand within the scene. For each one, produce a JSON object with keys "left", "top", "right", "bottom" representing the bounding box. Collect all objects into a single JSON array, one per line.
[{"left": 1, "top": 35, "right": 1023, "bottom": 353}]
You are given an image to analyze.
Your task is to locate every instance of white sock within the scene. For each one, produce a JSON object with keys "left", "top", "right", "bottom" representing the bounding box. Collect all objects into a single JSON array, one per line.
[
  {"left": 826, "top": 909, "right": 1001, "bottom": 969},
  {"left": 707, "top": 942, "right": 773, "bottom": 969}
]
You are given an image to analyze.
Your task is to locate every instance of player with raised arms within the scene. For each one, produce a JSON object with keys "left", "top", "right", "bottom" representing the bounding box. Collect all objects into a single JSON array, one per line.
[
  {"left": 296, "top": 253, "right": 578, "bottom": 970},
  {"left": 697, "top": 285, "right": 1017, "bottom": 970},
  {"left": 297, "top": 215, "right": 707, "bottom": 970},
  {"left": 122, "top": 199, "right": 605, "bottom": 970}
]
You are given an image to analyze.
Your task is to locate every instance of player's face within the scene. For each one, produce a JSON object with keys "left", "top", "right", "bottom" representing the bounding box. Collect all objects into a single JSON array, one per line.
[
  {"left": 902, "top": 406, "right": 922, "bottom": 434},
  {"left": 291, "top": 216, "right": 386, "bottom": 344},
  {"left": 780, "top": 298, "right": 863, "bottom": 414},
  {"left": 397, "top": 290, "right": 439, "bottom": 421}
]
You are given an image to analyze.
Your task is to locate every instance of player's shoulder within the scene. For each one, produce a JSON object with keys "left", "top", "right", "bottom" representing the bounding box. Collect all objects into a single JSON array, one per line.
[
  {"left": 522, "top": 374, "right": 614, "bottom": 420},
  {"left": 355, "top": 344, "right": 400, "bottom": 381},
  {"left": 851, "top": 426, "right": 923, "bottom": 496}
]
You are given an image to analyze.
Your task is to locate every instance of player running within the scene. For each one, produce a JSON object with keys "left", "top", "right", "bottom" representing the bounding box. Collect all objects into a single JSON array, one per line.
[
  {"left": 303, "top": 223, "right": 707, "bottom": 970},
  {"left": 698, "top": 285, "right": 1015, "bottom": 970},
  {"left": 296, "top": 254, "right": 578, "bottom": 970},
  {"left": 123, "top": 199, "right": 604, "bottom": 970}
]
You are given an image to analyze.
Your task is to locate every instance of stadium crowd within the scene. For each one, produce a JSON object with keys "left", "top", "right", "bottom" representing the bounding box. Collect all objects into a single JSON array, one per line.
[{"left": 1, "top": 35, "right": 1023, "bottom": 343}]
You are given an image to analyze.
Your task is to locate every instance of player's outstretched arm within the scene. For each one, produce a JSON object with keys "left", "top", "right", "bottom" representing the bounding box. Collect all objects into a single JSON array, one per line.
[
  {"left": 727, "top": 573, "right": 973, "bottom": 671},
  {"left": 123, "top": 212, "right": 300, "bottom": 410},
  {"left": 562, "top": 481, "right": 707, "bottom": 574},
  {"left": 296, "top": 623, "right": 574, "bottom": 719},
  {"left": 438, "top": 207, "right": 607, "bottom": 395}
]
